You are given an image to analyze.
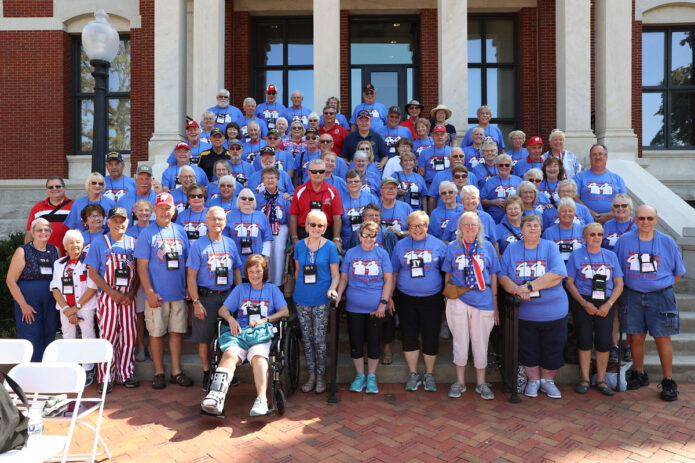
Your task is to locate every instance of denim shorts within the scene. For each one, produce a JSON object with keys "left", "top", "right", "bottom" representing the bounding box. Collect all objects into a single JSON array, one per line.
[{"left": 619, "top": 286, "right": 679, "bottom": 337}]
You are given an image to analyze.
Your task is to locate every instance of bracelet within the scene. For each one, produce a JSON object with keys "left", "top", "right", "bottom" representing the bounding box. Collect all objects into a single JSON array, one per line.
[
  {"left": 581, "top": 299, "right": 588, "bottom": 307},
  {"left": 607, "top": 300, "right": 614, "bottom": 307},
  {"left": 193, "top": 299, "right": 201, "bottom": 304},
  {"left": 291, "top": 235, "right": 298, "bottom": 239},
  {"left": 333, "top": 237, "right": 341, "bottom": 242}
]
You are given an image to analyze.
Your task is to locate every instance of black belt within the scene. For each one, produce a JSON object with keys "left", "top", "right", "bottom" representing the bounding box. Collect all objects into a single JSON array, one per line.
[
  {"left": 626, "top": 285, "right": 672, "bottom": 295},
  {"left": 198, "top": 286, "right": 231, "bottom": 296}
]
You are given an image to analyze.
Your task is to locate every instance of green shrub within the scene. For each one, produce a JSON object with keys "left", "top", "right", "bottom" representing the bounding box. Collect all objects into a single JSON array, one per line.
[{"left": 0, "top": 232, "right": 27, "bottom": 337}]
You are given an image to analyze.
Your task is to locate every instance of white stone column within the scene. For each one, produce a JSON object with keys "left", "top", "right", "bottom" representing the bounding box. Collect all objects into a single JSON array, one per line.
[
  {"left": 191, "top": 0, "right": 224, "bottom": 121},
  {"left": 556, "top": 0, "right": 596, "bottom": 165},
  {"left": 595, "top": 0, "right": 638, "bottom": 160},
  {"left": 438, "top": 0, "right": 467, "bottom": 139},
  {"left": 313, "top": 0, "right": 340, "bottom": 108},
  {"left": 148, "top": 0, "right": 187, "bottom": 177}
]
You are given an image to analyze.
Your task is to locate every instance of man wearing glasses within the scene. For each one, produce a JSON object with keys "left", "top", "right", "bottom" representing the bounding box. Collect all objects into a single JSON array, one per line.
[
  {"left": 238, "top": 98, "right": 269, "bottom": 142},
  {"left": 573, "top": 144, "right": 626, "bottom": 224},
  {"left": 165, "top": 120, "right": 212, "bottom": 166},
  {"left": 207, "top": 88, "right": 242, "bottom": 131},
  {"left": 428, "top": 147, "right": 480, "bottom": 211},
  {"left": 256, "top": 84, "right": 286, "bottom": 131},
  {"left": 198, "top": 128, "right": 231, "bottom": 181},
  {"left": 319, "top": 106, "right": 349, "bottom": 156},
  {"left": 293, "top": 127, "right": 323, "bottom": 186},
  {"left": 289, "top": 159, "right": 343, "bottom": 251},
  {"left": 614, "top": 205, "right": 685, "bottom": 401},
  {"left": 25, "top": 177, "right": 74, "bottom": 255}
]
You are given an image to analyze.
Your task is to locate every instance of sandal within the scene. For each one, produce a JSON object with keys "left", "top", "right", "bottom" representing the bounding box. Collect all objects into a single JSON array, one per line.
[
  {"left": 135, "top": 349, "right": 147, "bottom": 362},
  {"left": 381, "top": 350, "right": 393, "bottom": 365},
  {"left": 596, "top": 380, "right": 615, "bottom": 396},
  {"left": 575, "top": 379, "right": 590, "bottom": 394},
  {"left": 315, "top": 376, "right": 326, "bottom": 394},
  {"left": 301, "top": 376, "right": 316, "bottom": 393},
  {"left": 170, "top": 372, "right": 193, "bottom": 387},
  {"left": 152, "top": 374, "right": 166, "bottom": 390}
]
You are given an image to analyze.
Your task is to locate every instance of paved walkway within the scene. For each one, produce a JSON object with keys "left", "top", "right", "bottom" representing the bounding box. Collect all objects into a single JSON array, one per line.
[{"left": 49, "top": 381, "right": 695, "bottom": 462}]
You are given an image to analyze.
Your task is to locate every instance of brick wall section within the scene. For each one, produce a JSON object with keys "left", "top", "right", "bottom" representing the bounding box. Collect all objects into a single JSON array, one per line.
[
  {"left": 537, "top": 0, "right": 556, "bottom": 147},
  {"left": 0, "top": 30, "right": 69, "bottom": 178},
  {"left": 518, "top": 7, "right": 539, "bottom": 139},
  {"left": 228, "top": 8, "right": 250, "bottom": 109},
  {"left": 129, "top": 0, "right": 155, "bottom": 174},
  {"left": 62, "top": 32, "right": 73, "bottom": 163},
  {"left": 3, "top": 0, "right": 52, "bottom": 17},
  {"left": 340, "top": 10, "right": 350, "bottom": 119},
  {"left": 419, "top": 9, "right": 438, "bottom": 114},
  {"left": 632, "top": 0, "right": 642, "bottom": 157}
]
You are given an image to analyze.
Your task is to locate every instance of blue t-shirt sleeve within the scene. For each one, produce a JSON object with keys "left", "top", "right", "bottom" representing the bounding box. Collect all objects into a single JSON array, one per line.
[
  {"left": 486, "top": 242, "right": 501, "bottom": 275},
  {"left": 545, "top": 240, "right": 568, "bottom": 277},
  {"left": 608, "top": 251, "right": 624, "bottom": 278},
  {"left": 566, "top": 251, "right": 579, "bottom": 279},
  {"left": 133, "top": 229, "right": 151, "bottom": 260},
  {"left": 222, "top": 286, "right": 241, "bottom": 315},
  {"left": 84, "top": 239, "right": 102, "bottom": 272},
  {"left": 380, "top": 247, "right": 393, "bottom": 273}
]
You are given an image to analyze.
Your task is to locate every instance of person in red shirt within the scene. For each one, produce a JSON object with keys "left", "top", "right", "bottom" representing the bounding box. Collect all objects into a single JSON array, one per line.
[
  {"left": 25, "top": 176, "right": 73, "bottom": 255},
  {"left": 289, "top": 158, "right": 344, "bottom": 252},
  {"left": 319, "top": 105, "right": 349, "bottom": 157},
  {"left": 400, "top": 100, "right": 425, "bottom": 139}
]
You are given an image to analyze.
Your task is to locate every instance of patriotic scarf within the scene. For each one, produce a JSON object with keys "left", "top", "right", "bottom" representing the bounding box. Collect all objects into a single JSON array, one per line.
[
  {"left": 262, "top": 190, "right": 280, "bottom": 235},
  {"left": 463, "top": 240, "right": 486, "bottom": 291}
]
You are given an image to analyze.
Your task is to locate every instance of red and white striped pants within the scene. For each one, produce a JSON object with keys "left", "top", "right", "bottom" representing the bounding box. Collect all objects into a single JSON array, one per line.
[{"left": 97, "top": 294, "right": 136, "bottom": 384}]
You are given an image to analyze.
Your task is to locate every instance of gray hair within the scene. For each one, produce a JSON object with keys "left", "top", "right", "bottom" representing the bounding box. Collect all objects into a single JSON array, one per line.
[
  {"left": 236, "top": 187, "right": 257, "bottom": 209},
  {"left": 455, "top": 211, "right": 485, "bottom": 246},
  {"left": 482, "top": 140, "right": 498, "bottom": 154},
  {"left": 477, "top": 105, "right": 492, "bottom": 116},
  {"left": 353, "top": 150, "right": 369, "bottom": 161},
  {"left": 612, "top": 193, "right": 633, "bottom": 209},
  {"left": 509, "top": 129, "right": 526, "bottom": 142},
  {"left": 218, "top": 175, "right": 237, "bottom": 187},
  {"left": 472, "top": 126, "right": 485, "bottom": 136},
  {"left": 461, "top": 184, "right": 480, "bottom": 198},
  {"left": 557, "top": 179, "right": 578, "bottom": 195},
  {"left": 276, "top": 117, "right": 288, "bottom": 126},
  {"left": 548, "top": 129, "right": 565, "bottom": 142},
  {"left": 308, "top": 158, "right": 326, "bottom": 169},
  {"left": 85, "top": 172, "right": 105, "bottom": 190},
  {"left": 450, "top": 147, "right": 464, "bottom": 157},
  {"left": 206, "top": 206, "right": 227, "bottom": 220},
  {"left": 439, "top": 180, "right": 457, "bottom": 195},
  {"left": 30, "top": 217, "right": 51, "bottom": 235},
  {"left": 62, "top": 229, "right": 84, "bottom": 246},
  {"left": 524, "top": 168, "right": 543, "bottom": 181},
  {"left": 179, "top": 165, "right": 195, "bottom": 177},
  {"left": 557, "top": 196, "right": 577, "bottom": 212},
  {"left": 218, "top": 88, "right": 230, "bottom": 97},
  {"left": 495, "top": 153, "right": 512, "bottom": 164},
  {"left": 247, "top": 120, "right": 260, "bottom": 131},
  {"left": 243, "top": 97, "right": 256, "bottom": 106},
  {"left": 201, "top": 110, "right": 215, "bottom": 120}
]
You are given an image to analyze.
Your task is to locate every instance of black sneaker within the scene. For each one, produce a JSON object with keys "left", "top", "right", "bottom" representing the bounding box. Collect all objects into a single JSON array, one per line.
[
  {"left": 124, "top": 376, "right": 140, "bottom": 388},
  {"left": 609, "top": 346, "right": 620, "bottom": 363},
  {"left": 623, "top": 346, "right": 633, "bottom": 362},
  {"left": 98, "top": 382, "right": 113, "bottom": 394},
  {"left": 659, "top": 378, "right": 678, "bottom": 402},
  {"left": 202, "top": 370, "right": 210, "bottom": 391},
  {"left": 626, "top": 370, "right": 649, "bottom": 390}
]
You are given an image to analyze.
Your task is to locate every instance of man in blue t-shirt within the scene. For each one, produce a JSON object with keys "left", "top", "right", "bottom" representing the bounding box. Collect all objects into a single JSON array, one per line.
[
  {"left": 418, "top": 125, "right": 452, "bottom": 184},
  {"left": 574, "top": 144, "right": 626, "bottom": 224},
  {"left": 376, "top": 106, "right": 413, "bottom": 162},
  {"left": 165, "top": 120, "right": 212, "bottom": 166},
  {"left": 238, "top": 98, "right": 269, "bottom": 142},
  {"left": 207, "top": 89, "right": 242, "bottom": 131},
  {"left": 104, "top": 152, "right": 136, "bottom": 202},
  {"left": 349, "top": 83, "right": 388, "bottom": 131},
  {"left": 134, "top": 192, "right": 192, "bottom": 390},
  {"left": 282, "top": 90, "right": 312, "bottom": 128},
  {"left": 614, "top": 204, "right": 686, "bottom": 401},
  {"left": 117, "top": 165, "right": 157, "bottom": 227},
  {"left": 255, "top": 84, "right": 286, "bottom": 131}
]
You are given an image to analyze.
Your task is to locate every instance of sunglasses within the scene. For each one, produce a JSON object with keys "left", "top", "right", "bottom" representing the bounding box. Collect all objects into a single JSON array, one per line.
[
  {"left": 637, "top": 216, "right": 655, "bottom": 221},
  {"left": 451, "top": 154, "right": 465, "bottom": 159},
  {"left": 309, "top": 169, "right": 325, "bottom": 175},
  {"left": 46, "top": 185, "right": 63, "bottom": 190},
  {"left": 360, "top": 233, "right": 377, "bottom": 238},
  {"left": 239, "top": 196, "right": 254, "bottom": 201},
  {"left": 306, "top": 136, "right": 318, "bottom": 140},
  {"left": 229, "top": 146, "right": 242, "bottom": 150},
  {"left": 323, "top": 111, "right": 336, "bottom": 116},
  {"left": 528, "top": 179, "right": 542, "bottom": 183},
  {"left": 319, "top": 140, "right": 332, "bottom": 144},
  {"left": 497, "top": 163, "right": 511, "bottom": 167},
  {"left": 453, "top": 174, "right": 468, "bottom": 179},
  {"left": 308, "top": 222, "right": 326, "bottom": 229},
  {"left": 267, "top": 91, "right": 277, "bottom": 95},
  {"left": 613, "top": 204, "right": 629, "bottom": 209},
  {"left": 291, "top": 126, "right": 303, "bottom": 130},
  {"left": 188, "top": 194, "right": 205, "bottom": 199},
  {"left": 90, "top": 181, "right": 105, "bottom": 186},
  {"left": 440, "top": 191, "right": 456, "bottom": 196},
  {"left": 267, "top": 137, "right": 279, "bottom": 141},
  {"left": 217, "top": 95, "right": 229, "bottom": 99},
  {"left": 35, "top": 228, "right": 52, "bottom": 233},
  {"left": 588, "top": 232, "right": 604, "bottom": 237}
]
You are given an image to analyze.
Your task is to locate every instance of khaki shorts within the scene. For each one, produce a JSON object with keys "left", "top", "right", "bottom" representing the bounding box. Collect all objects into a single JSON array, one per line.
[{"left": 145, "top": 300, "right": 188, "bottom": 337}]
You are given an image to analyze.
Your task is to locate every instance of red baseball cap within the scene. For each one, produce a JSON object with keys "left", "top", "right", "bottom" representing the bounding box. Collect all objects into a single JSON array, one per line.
[
  {"left": 527, "top": 136, "right": 543, "bottom": 146},
  {"left": 266, "top": 84, "right": 277, "bottom": 93},
  {"left": 185, "top": 120, "right": 199, "bottom": 130},
  {"left": 155, "top": 193, "right": 175, "bottom": 208},
  {"left": 174, "top": 142, "right": 191, "bottom": 151},
  {"left": 432, "top": 125, "right": 447, "bottom": 133}
]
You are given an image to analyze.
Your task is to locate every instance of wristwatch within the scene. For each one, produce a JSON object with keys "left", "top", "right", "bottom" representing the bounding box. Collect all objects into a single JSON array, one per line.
[
  {"left": 75, "top": 302, "right": 81, "bottom": 309},
  {"left": 379, "top": 299, "right": 388, "bottom": 305},
  {"left": 526, "top": 282, "right": 534, "bottom": 292}
]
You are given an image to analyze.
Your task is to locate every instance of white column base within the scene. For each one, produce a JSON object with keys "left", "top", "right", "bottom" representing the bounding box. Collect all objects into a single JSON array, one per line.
[
  {"left": 66, "top": 155, "right": 132, "bottom": 180},
  {"left": 562, "top": 129, "right": 597, "bottom": 167},
  {"left": 597, "top": 129, "right": 638, "bottom": 161}
]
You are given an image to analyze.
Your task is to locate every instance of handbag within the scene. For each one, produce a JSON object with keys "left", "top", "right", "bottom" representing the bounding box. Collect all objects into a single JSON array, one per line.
[
  {"left": 0, "top": 370, "right": 29, "bottom": 452},
  {"left": 283, "top": 252, "right": 296, "bottom": 298},
  {"left": 442, "top": 281, "right": 470, "bottom": 299},
  {"left": 237, "top": 323, "right": 277, "bottom": 347}
]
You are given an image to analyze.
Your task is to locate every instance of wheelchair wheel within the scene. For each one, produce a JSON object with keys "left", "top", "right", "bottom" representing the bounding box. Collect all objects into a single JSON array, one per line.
[
  {"left": 283, "top": 322, "right": 300, "bottom": 396},
  {"left": 274, "top": 383, "right": 286, "bottom": 416}
]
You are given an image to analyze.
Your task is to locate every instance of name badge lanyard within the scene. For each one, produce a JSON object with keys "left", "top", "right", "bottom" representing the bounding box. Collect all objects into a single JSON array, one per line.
[
  {"left": 637, "top": 236, "right": 657, "bottom": 273},
  {"left": 409, "top": 237, "right": 425, "bottom": 278},
  {"left": 239, "top": 212, "right": 255, "bottom": 255},
  {"left": 61, "top": 260, "right": 78, "bottom": 295},
  {"left": 303, "top": 241, "right": 319, "bottom": 284},
  {"left": 212, "top": 237, "right": 230, "bottom": 286},
  {"left": 482, "top": 163, "right": 497, "bottom": 179},
  {"left": 558, "top": 227, "right": 575, "bottom": 259},
  {"left": 522, "top": 244, "right": 541, "bottom": 298},
  {"left": 246, "top": 285, "right": 266, "bottom": 323},
  {"left": 158, "top": 224, "right": 180, "bottom": 270},
  {"left": 586, "top": 248, "right": 608, "bottom": 300}
]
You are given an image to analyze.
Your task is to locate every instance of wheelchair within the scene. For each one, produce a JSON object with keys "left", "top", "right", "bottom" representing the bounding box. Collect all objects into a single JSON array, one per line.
[{"left": 201, "top": 312, "right": 301, "bottom": 418}]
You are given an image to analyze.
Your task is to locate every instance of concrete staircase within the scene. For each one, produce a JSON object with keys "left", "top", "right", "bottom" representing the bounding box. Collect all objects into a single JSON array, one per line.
[{"left": 132, "top": 284, "right": 695, "bottom": 387}]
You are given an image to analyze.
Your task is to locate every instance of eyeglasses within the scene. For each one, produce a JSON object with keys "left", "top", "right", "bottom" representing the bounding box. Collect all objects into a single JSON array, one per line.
[
  {"left": 88, "top": 214, "right": 104, "bottom": 219},
  {"left": 35, "top": 228, "right": 51, "bottom": 233},
  {"left": 528, "top": 179, "right": 542, "bottom": 183},
  {"left": 46, "top": 185, "right": 63, "bottom": 190},
  {"left": 637, "top": 216, "right": 655, "bottom": 221},
  {"left": 90, "top": 181, "right": 105, "bottom": 186},
  {"left": 267, "top": 91, "right": 276, "bottom": 95},
  {"left": 220, "top": 184, "right": 234, "bottom": 188},
  {"left": 451, "top": 154, "right": 465, "bottom": 159},
  {"left": 440, "top": 191, "right": 456, "bottom": 196},
  {"left": 347, "top": 179, "right": 361, "bottom": 184},
  {"left": 188, "top": 194, "right": 205, "bottom": 199},
  {"left": 319, "top": 140, "right": 332, "bottom": 144},
  {"left": 461, "top": 223, "right": 479, "bottom": 228},
  {"left": 360, "top": 233, "right": 377, "bottom": 238},
  {"left": 309, "top": 169, "right": 325, "bottom": 175},
  {"left": 409, "top": 224, "right": 426, "bottom": 230},
  {"left": 291, "top": 126, "right": 303, "bottom": 130},
  {"left": 217, "top": 95, "right": 229, "bottom": 99},
  {"left": 308, "top": 222, "right": 326, "bottom": 229},
  {"left": 229, "top": 146, "right": 242, "bottom": 150},
  {"left": 588, "top": 232, "right": 604, "bottom": 237},
  {"left": 239, "top": 196, "right": 254, "bottom": 201},
  {"left": 613, "top": 204, "right": 629, "bottom": 209},
  {"left": 306, "top": 136, "right": 318, "bottom": 140},
  {"left": 267, "top": 137, "right": 279, "bottom": 141},
  {"left": 323, "top": 111, "right": 336, "bottom": 116},
  {"left": 308, "top": 120, "right": 319, "bottom": 123},
  {"left": 453, "top": 174, "right": 468, "bottom": 179},
  {"left": 497, "top": 163, "right": 511, "bottom": 167}
]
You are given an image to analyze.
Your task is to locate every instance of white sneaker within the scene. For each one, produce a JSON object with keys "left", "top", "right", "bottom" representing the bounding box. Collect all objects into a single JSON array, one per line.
[
  {"left": 249, "top": 396, "right": 269, "bottom": 416},
  {"left": 540, "top": 379, "right": 562, "bottom": 399},
  {"left": 524, "top": 379, "right": 540, "bottom": 397}
]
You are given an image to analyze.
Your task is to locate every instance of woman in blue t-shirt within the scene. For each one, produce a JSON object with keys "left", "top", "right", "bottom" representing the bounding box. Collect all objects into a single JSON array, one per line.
[
  {"left": 293, "top": 211, "right": 340, "bottom": 394},
  {"left": 499, "top": 214, "right": 568, "bottom": 399},
  {"left": 442, "top": 212, "right": 501, "bottom": 400},
  {"left": 496, "top": 196, "right": 523, "bottom": 255},
  {"left": 565, "top": 223, "right": 624, "bottom": 396},
  {"left": 542, "top": 197, "right": 585, "bottom": 264},
  {"left": 337, "top": 221, "right": 393, "bottom": 395},
  {"left": 201, "top": 255, "right": 289, "bottom": 417}
]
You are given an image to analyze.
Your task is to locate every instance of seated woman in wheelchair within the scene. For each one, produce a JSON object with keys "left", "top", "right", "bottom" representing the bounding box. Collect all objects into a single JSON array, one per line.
[{"left": 201, "top": 254, "right": 289, "bottom": 417}]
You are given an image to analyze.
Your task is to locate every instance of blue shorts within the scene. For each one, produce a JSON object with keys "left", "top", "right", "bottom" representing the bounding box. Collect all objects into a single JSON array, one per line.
[
  {"left": 619, "top": 286, "right": 679, "bottom": 337},
  {"left": 518, "top": 317, "right": 567, "bottom": 370}
]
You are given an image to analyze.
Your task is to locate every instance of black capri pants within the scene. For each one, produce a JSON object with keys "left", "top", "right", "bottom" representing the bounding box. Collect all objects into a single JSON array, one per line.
[
  {"left": 518, "top": 316, "right": 567, "bottom": 370},
  {"left": 347, "top": 311, "right": 382, "bottom": 359},
  {"left": 570, "top": 295, "right": 615, "bottom": 352},
  {"left": 393, "top": 289, "right": 444, "bottom": 356}
]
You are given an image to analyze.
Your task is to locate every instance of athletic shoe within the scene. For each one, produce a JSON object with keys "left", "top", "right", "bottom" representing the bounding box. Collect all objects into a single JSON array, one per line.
[
  {"left": 423, "top": 373, "right": 437, "bottom": 392},
  {"left": 350, "top": 374, "right": 366, "bottom": 392},
  {"left": 365, "top": 374, "right": 379, "bottom": 394},
  {"left": 249, "top": 396, "right": 269, "bottom": 416},
  {"left": 659, "top": 378, "right": 678, "bottom": 402},
  {"left": 448, "top": 382, "right": 466, "bottom": 398},
  {"left": 475, "top": 383, "right": 495, "bottom": 400},
  {"left": 540, "top": 379, "right": 562, "bottom": 399},
  {"left": 123, "top": 376, "right": 140, "bottom": 388},
  {"left": 623, "top": 346, "right": 633, "bottom": 362},
  {"left": 440, "top": 320, "right": 451, "bottom": 340},
  {"left": 626, "top": 370, "right": 649, "bottom": 390},
  {"left": 524, "top": 379, "right": 540, "bottom": 397},
  {"left": 609, "top": 345, "right": 620, "bottom": 363},
  {"left": 84, "top": 369, "right": 95, "bottom": 387},
  {"left": 405, "top": 372, "right": 421, "bottom": 391}
]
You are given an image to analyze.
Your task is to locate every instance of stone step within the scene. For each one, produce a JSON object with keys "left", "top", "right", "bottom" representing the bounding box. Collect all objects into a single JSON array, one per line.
[
  {"left": 677, "top": 311, "right": 695, "bottom": 331},
  {"left": 645, "top": 332, "right": 695, "bottom": 354},
  {"left": 644, "top": 354, "right": 695, "bottom": 383},
  {"left": 676, "top": 294, "right": 695, "bottom": 312}
]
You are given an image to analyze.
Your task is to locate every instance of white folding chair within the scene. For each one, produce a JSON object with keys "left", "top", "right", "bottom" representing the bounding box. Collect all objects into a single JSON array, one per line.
[
  {"left": 0, "top": 363, "right": 85, "bottom": 463},
  {"left": 0, "top": 339, "right": 33, "bottom": 364},
  {"left": 42, "top": 339, "right": 114, "bottom": 463}
]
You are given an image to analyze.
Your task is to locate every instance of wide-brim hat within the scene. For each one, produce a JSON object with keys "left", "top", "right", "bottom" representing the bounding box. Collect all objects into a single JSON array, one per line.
[{"left": 430, "top": 104, "right": 452, "bottom": 120}]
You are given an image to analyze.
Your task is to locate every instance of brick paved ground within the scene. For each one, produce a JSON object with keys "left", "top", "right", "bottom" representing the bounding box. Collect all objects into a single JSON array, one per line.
[{"left": 43, "top": 380, "right": 695, "bottom": 463}]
